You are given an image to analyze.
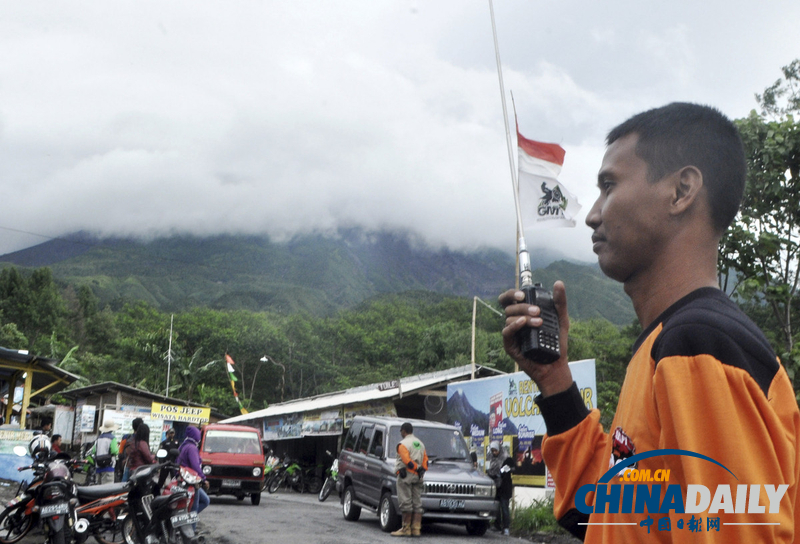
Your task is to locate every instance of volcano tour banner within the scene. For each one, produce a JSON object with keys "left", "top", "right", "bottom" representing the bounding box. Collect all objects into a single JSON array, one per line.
[{"left": 447, "top": 359, "right": 595, "bottom": 486}]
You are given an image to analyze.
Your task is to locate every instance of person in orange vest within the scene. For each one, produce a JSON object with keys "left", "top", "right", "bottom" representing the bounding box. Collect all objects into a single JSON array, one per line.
[{"left": 392, "top": 422, "right": 428, "bottom": 537}]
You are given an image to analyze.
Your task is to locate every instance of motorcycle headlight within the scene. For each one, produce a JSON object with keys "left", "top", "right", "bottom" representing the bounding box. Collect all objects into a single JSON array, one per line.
[
  {"left": 202, "top": 466, "right": 212, "bottom": 475},
  {"left": 252, "top": 467, "right": 262, "bottom": 477},
  {"left": 475, "top": 485, "right": 495, "bottom": 497}
]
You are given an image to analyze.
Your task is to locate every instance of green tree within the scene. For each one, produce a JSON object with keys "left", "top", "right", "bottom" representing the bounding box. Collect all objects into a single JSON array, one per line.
[
  {"left": 0, "top": 267, "right": 68, "bottom": 352},
  {"left": 0, "top": 321, "right": 28, "bottom": 349},
  {"left": 756, "top": 59, "right": 800, "bottom": 118},
  {"left": 568, "top": 319, "right": 639, "bottom": 429},
  {"left": 720, "top": 61, "right": 800, "bottom": 393}
]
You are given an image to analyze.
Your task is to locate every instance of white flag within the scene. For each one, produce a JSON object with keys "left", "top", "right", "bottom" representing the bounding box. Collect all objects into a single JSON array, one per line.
[{"left": 517, "top": 128, "right": 581, "bottom": 229}]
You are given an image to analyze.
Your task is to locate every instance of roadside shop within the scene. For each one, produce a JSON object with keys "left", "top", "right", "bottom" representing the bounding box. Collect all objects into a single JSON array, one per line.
[
  {"left": 220, "top": 364, "right": 504, "bottom": 467},
  {"left": 60, "top": 382, "right": 228, "bottom": 455}
]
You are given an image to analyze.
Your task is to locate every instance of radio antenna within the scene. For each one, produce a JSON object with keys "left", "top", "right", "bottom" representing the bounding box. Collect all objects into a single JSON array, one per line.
[{"left": 488, "top": 0, "right": 533, "bottom": 289}]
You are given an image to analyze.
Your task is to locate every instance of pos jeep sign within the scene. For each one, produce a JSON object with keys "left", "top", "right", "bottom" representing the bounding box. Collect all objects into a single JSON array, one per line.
[{"left": 151, "top": 402, "right": 211, "bottom": 425}]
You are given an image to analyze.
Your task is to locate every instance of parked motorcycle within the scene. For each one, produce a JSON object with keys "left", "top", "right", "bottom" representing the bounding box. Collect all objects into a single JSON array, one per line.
[
  {"left": 317, "top": 456, "right": 339, "bottom": 502},
  {"left": 120, "top": 451, "right": 199, "bottom": 544},
  {"left": 267, "top": 458, "right": 303, "bottom": 494},
  {"left": 72, "top": 481, "right": 130, "bottom": 544},
  {"left": 0, "top": 446, "right": 41, "bottom": 544},
  {"left": 30, "top": 437, "right": 76, "bottom": 544},
  {"left": 261, "top": 456, "right": 280, "bottom": 492},
  {"left": 0, "top": 439, "right": 80, "bottom": 544},
  {"left": 162, "top": 465, "right": 202, "bottom": 527}
]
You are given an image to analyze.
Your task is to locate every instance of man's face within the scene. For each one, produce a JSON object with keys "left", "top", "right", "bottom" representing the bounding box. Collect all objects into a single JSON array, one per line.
[{"left": 585, "top": 133, "right": 673, "bottom": 283}]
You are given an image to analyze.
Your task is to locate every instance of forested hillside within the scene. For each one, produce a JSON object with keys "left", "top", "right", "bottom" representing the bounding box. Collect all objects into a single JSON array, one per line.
[
  {"left": 0, "top": 230, "right": 635, "bottom": 325},
  {"left": 0, "top": 231, "right": 638, "bottom": 418}
]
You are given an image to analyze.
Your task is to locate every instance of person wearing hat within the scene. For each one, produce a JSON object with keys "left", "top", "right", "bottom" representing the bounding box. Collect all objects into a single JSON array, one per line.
[
  {"left": 90, "top": 419, "right": 120, "bottom": 484},
  {"left": 159, "top": 427, "right": 180, "bottom": 461},
  {"left": 486, "top": 441, "right": 512, "bottom": 535}
]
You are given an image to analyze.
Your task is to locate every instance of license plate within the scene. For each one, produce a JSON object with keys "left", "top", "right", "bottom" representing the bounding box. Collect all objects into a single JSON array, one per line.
[
  {"left": 170, "top": 511, "right": 198, "bottom": 528},
  {"left": 221, "top": 480, "right": 241, "bottom": 488},
  {"left": 439, "top": 499, "right": 466, "bottom": 510},
  {"left": 40, "top": 502, "right": 70, "bottom": 517}
]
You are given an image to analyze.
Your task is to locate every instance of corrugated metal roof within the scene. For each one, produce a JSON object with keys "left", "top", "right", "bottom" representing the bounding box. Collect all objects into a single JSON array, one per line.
[
  {"left": 0, "top": 346, "right": 81, "bottom": 398},
  {"left": 220, "top": 364, "right": 502, "bottom": 424}
]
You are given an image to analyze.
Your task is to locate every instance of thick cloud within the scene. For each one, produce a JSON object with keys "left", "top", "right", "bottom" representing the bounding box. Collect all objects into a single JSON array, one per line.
[{"left": 0, "top": 1, "right": 796, "bottom": 260}]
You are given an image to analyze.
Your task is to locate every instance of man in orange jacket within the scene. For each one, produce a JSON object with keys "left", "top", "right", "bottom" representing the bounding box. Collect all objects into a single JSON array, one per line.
[
  {"left": 501, "top": 103, "right": 800, "bottom": 542},
  {"left": 392, "top": 422, "right": 429, "bottom": 537}
]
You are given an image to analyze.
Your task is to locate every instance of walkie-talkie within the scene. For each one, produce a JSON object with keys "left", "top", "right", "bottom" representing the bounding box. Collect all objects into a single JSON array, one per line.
[
  {"left": 514, "top": 238, "right": 561, "bottom": 364},
  {"left": 487, "top": 40, "right": 561, "bottom": 364}
]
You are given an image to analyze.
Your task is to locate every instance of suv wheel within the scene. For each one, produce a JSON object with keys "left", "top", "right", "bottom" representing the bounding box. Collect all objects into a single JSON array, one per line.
[
  {"left": 465, "top": 520, "right": 489, "bottom": 536},
  {"left": 378, "top": 492, "right": 400, "bottom": 532},
  {"left": 342, "top": 485, "right": 361, "bottom": 521}
]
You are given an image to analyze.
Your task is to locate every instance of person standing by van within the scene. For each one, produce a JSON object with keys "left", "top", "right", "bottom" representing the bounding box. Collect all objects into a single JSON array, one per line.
[{"left": 392, "top": 422, "right": 428, "bottom": 537}]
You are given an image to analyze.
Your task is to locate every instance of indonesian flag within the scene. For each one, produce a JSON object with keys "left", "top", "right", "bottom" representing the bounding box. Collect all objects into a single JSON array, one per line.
[{"left": 517, "top": 127, "right": 581, "bottom": 229}]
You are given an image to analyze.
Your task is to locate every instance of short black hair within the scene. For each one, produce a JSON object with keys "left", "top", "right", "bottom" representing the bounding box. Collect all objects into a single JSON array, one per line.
[
  {"left": 52, "top": 434, "right": 62, "bottom": 442},
  {"left": 41, "top": 418, "right": 52, "bottom": 427},
  {"left": 607, "top": 102, "right": 746, "bottom": 233},
  {"left": 400, "top": 422, "right": 413, "bottom": 434}
]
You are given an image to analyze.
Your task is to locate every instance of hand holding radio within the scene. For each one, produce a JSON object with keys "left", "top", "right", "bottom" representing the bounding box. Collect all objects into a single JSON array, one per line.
[{"left": 499, "top": 280, "right": 573, "bottom": 397}]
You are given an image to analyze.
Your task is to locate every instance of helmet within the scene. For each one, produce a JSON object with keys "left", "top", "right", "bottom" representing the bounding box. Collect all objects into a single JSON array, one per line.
[{"left": 29, "top": 435, "right": 51, "bottom": 460}]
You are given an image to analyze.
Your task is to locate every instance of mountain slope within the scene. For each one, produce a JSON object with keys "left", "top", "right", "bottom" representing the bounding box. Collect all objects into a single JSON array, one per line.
[{"left": 0, "top": 230, "right": 635, "bottom": 324}]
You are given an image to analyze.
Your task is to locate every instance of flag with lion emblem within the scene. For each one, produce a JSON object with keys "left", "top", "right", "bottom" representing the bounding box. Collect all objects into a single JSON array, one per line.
[{"left": 516, "top": 126, "right": 581, "bottom": 229}]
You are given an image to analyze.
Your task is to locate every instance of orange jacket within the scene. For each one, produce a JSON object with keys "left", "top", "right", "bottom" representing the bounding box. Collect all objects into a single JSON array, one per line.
[
  {"left": 540, "top": 289, "right": 800, "bottom": 543},
  {"left": 395, "top": 434, "right": 429, "bottom": 475}
]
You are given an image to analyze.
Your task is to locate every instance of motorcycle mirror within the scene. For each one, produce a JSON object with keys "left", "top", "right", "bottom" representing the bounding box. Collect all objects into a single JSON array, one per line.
[
  {"left": 13, "top": 445, "right": 27, "bottom": 457},
  {"left": 156, "top": 448, "right": 168, "bottom": 459}
]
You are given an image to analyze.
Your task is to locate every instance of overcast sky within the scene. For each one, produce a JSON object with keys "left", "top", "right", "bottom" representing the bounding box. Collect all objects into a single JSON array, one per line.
[{"left": 0, "top": 1, "right": 797, "bottom": 262}]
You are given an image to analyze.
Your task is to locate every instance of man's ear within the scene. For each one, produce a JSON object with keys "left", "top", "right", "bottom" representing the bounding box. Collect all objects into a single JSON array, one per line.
[{"left": 670, "top": 166, "right": 703, "bottom": 216}]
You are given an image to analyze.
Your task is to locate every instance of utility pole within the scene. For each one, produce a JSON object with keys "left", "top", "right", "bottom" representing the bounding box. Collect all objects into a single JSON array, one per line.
[
  {"left": 166, "top": 314, "right": 173, "bottom": 396},
  {"left": 471, "top": 296, "right": 504, "bottom": 379}
]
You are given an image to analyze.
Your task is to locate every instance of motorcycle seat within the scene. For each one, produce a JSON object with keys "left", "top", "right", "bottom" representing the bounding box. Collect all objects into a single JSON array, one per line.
[
  {"left": 150, "top": 490, "right": 187, "bottom": 511},
  {"left": 77, "top": 482, "right": 131, "bottom": 499}
]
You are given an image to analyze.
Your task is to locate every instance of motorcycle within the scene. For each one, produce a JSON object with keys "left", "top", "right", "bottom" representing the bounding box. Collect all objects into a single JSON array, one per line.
[
  {"left": 120, "top": 451, "right": 199, "bottom": 544},
  {"left": 72, "top": 481, "right": 130, "bottom": 544},
  {"left": 317, "top": 456, "right": 339, "bottom": 502},
  {"left": 0, "top": 446, "right": 41, "bottom": 544},
  {"left": 0, "top": 442, "right": 78, "bottom": 544},
  {"left": 33, "top": 457, "right": 77, "bottom": 544},
  {"left": 161, "top": 465, "right": 202, "bottom": 527},
  {"left": 261, "top": 456, "right": 280, "bottom": 492},
  {"left": 267, "top": 458, "right": 304, "bottom": 494}
]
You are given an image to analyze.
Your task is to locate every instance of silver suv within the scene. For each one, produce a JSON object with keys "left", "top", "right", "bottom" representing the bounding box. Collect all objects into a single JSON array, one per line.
[{"left": 337, "top": 416, "right": 498, "bottom": 536}]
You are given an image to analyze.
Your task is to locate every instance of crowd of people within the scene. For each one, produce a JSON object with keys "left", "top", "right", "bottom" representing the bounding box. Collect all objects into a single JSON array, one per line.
[{"left": 31, "top": 415, "right": 211, "bottom": 530}]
